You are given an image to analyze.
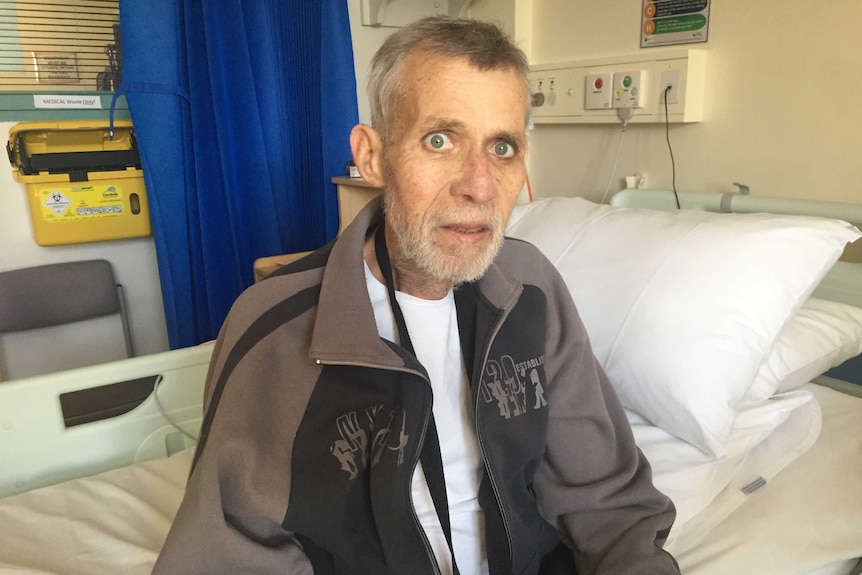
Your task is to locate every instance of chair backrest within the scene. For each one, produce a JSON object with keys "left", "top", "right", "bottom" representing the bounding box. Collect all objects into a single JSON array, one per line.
[{"left": 0, "top": 260, "right": 134, "bottom": 380}]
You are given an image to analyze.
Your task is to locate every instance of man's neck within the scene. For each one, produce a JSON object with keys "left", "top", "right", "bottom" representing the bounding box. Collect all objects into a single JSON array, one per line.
[{"left": 363, "top": 234, "right": 453, "bottom": 301}]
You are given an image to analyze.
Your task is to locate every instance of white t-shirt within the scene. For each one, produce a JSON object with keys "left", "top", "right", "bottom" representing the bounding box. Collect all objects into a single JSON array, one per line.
[{"left": 365, "top": 262, "right": 488, "bottom": 575}]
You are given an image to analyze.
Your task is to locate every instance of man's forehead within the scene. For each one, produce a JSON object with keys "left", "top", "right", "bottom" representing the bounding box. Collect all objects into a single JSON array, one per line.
[
  {"left": 401, "top": 50, "right": 519, "bottom": 86},
  {"left": 398, "top": 52, "right": 528, "bottom": 131}
]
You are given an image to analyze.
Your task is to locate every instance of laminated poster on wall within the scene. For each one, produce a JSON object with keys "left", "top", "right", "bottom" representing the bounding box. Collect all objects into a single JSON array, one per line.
[{"left": 641, "top": 0, "right": 710, "bottom": 48}]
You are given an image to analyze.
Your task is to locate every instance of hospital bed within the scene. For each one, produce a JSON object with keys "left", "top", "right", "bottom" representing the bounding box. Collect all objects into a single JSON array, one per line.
[{"left": 1, "top": 190, "right": 861, "bottom": 574}]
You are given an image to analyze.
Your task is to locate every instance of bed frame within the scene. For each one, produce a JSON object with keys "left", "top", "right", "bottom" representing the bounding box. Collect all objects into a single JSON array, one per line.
[{"left": 1, "top": 190, "right": 860, "bottom": 500}]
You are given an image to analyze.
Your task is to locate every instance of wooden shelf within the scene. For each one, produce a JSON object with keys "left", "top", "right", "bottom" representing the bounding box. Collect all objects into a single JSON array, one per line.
[{"left": 253, "top": 178, "right": 383, "bottom": 282}]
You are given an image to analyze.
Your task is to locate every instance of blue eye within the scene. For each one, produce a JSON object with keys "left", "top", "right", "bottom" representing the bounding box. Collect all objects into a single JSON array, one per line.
[
  {"left": 424, "top": 132, "right": 452, "bottom": 150},
  {"left": 492, "top": 141, "right": 515, "bottom": 158}
]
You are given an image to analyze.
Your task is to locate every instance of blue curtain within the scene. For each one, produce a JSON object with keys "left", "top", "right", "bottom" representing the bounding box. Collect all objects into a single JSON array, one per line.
[{"left": 116, "top": 0, "right": 358, "bottom": 348}]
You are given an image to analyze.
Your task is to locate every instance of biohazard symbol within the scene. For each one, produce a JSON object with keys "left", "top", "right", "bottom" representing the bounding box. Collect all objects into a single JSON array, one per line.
[{"left": 43, "top": 189, "right": 72, "bottom": 216}]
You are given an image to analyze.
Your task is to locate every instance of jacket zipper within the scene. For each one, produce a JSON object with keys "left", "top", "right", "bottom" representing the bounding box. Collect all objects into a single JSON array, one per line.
[
  {"left": 317, "top": 284, "right": 521, "bottom": 574},
  {"left": 315, "top": 357, "right": 443, "bottom": 575},
  {"left": 409, "top": 389, "right": 444, "bottom": 575},
  {"left": 473, "top": 310, "right": 515, "bottom": 567}
]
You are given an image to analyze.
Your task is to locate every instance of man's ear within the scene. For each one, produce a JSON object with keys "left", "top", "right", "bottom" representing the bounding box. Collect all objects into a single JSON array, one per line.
[{"left": 349, "top": 124, "right": 386, "bottom": 187}]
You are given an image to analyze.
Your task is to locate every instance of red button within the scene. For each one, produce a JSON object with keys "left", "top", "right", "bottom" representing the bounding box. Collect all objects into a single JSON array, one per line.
[{"left": 595, "top": 77, "right": 603, "bottom": 89}]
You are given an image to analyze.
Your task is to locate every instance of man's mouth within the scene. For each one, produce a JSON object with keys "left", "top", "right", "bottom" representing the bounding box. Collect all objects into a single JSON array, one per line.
[
  {"left": 438, "top": 223, "right": 494, "bottom": 248},
  {"left": 446, "top": 224, "right": 488, "bottom": 234}
]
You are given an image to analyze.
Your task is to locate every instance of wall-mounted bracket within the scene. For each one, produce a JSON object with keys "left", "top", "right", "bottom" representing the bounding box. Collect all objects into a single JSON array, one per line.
[
  {"left": 362, "top": 0, "right": 386, "bottom": 26},
  {"left": 362, "top": 0, "right": 473, "bottom": 27},
  {"left": 449, "top": 0, "right": 473, "bottom": 17}
]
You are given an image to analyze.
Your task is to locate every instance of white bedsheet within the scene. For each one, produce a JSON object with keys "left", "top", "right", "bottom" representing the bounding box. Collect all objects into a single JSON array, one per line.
[
  {"left": 630, "top": 388, "right": 822, "bottom": 550},
  {"left": 0, "top": 449, "right": 192, "bottom": 575},
  {"left": 0, "top": 384, "right": 860, "bottom": 574},
  {"left": 674, "top": 383, "right": 862, "bottom": 575}
]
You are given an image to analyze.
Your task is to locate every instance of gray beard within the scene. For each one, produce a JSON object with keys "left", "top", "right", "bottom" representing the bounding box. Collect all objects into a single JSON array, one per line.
[{"left": 383, "top": 190, "right": 504, "bottom": 287}]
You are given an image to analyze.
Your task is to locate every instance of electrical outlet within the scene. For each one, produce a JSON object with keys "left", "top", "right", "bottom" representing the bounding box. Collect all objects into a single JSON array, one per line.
[{"left": 660, "top": 69, "right": 680, "bottom": 104}]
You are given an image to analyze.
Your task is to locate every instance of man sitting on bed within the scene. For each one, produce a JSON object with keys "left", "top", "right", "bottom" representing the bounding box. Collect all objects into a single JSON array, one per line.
[{"left": 154, "top": 16, "right": 679, "bottom": 575}]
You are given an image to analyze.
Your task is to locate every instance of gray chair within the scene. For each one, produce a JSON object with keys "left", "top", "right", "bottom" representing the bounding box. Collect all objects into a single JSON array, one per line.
[{"left": 0, "top": 260, "right": 134, "bottom": 380}]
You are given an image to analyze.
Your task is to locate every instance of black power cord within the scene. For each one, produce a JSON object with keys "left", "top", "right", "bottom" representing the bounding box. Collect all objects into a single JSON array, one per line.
[{"left": 664, "top": 85, "right": 681, "bottom": 209}]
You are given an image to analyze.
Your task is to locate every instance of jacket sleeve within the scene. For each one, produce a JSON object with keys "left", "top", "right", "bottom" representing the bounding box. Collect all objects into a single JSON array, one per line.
[
  {"left": 153, "top": 466, "right": 313, "bottom": 574},
  {"left": 152, "top": 309, "right": 315, "bottom": 574},
  {"left": 533, "top": 261, "right": 680, "bottom": 574}
]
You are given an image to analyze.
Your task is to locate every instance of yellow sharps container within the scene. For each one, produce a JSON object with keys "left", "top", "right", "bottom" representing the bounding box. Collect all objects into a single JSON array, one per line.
[{"left": 6, "top": 120, "right": 151, "bottom": 246}]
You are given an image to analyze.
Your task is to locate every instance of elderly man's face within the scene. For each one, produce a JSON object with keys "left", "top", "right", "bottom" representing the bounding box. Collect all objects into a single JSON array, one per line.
[{"left": 382, "top": 51, "right": 528, "bottom": 292}]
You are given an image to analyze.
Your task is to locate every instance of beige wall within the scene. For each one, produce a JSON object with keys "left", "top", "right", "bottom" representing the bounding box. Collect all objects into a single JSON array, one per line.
[
  {"left": 346, "top": 0, "right": 397, "bottom": 125},
  {"left": 527, "top": 0, "right": 862, "bottom": 204}
]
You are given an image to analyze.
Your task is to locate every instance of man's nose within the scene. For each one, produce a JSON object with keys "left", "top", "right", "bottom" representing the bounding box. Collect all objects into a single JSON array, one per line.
[{"left": 451, "top": 148, "right": 496, "bottom": 203}]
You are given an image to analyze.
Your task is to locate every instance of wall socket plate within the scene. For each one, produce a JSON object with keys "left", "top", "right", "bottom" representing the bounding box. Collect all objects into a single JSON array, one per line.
[{"left": 660, "top": 69, "right": 680, "bottom": 104}]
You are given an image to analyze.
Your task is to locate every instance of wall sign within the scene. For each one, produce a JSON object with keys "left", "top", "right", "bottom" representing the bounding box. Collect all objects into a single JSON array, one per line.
[
  {"left": 33, "top": 51, "right": 80, "bottom": 84},
  {"left": 33, "top": 95, "right": 102, "bottom": 110},
  {"left": 641, "top": 0, "right": 710, "bottom": 48}
]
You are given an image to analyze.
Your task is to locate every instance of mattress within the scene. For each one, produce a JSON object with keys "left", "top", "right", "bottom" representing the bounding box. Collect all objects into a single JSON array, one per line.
[{"left": 0, "top": 384, "right": 859, "bottom": 574}]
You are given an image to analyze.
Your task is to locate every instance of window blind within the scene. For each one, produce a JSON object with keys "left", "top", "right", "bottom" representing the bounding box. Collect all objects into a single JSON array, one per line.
[{"left": 0, "top": 0, "right": 121, "bottom": 92}]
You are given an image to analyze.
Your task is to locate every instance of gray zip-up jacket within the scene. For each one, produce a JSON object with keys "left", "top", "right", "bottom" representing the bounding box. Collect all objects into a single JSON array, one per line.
[{"left": 153, "top": 198, "right": 679, "bottom": 575}]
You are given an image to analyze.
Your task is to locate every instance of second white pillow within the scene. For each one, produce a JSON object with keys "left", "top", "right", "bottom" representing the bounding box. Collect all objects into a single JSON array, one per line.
[{"left": 746, "top": 298, "right": 862, "bottom": 400}]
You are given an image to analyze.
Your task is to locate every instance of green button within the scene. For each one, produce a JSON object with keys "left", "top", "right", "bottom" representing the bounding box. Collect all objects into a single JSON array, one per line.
[{"left": 623, "top": 75, "right": 632, "bottom": 88}]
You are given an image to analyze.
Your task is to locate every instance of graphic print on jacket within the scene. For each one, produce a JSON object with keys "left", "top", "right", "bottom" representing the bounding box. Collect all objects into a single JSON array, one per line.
[
  {"left": 474, "top": 284, "right": 564, "bottom": 575},
  {"left": 330, "top": 404, "right": 410, "bottom": 480},
  {"left": 481, "top": 353, "right": 547, "bottom": 419},
  {"left": 283, "top": 361, "right": 439, "bottom": 574}
]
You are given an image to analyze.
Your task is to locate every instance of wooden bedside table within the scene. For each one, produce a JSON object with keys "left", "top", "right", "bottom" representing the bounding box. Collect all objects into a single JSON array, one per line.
[{"left": 253, "top": 177, "right": 382, "bottom": 282}]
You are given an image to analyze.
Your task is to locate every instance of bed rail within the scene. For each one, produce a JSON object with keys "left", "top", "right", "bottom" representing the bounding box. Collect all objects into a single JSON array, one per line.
[{"left": 0, "top": 341, "right": 214, "bottom": 498}]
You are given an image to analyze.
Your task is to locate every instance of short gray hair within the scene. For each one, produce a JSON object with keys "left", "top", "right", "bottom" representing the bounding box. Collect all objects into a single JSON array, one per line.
[{"left": 368, "top": 16, "right": 531, "bottom": 144}]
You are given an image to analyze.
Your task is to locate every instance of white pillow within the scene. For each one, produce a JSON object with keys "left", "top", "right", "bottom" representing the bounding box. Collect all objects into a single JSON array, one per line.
[
  {"left": 746, "top": 297, "right": 862, "bottom": 399},
  {"left": 506, "top": 197, "right": 860, "bottom": 456}
]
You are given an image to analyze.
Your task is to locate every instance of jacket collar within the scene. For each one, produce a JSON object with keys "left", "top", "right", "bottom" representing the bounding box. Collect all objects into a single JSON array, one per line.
[{"left": 308, "top": 196, "right": 523, "bottom": 366}]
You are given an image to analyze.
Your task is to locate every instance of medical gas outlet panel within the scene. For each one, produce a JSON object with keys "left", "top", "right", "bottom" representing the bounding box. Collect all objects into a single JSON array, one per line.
[{"left": 529, "top": 49, "right": 706, "bottom": 124}]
